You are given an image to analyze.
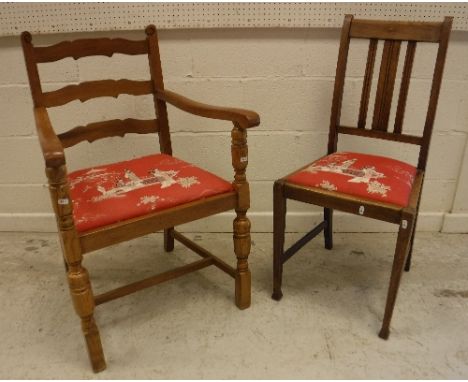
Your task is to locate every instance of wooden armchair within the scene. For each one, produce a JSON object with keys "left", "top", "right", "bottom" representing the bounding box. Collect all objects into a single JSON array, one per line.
[
  {"left": 272, "top": 16, "right": 452, "bottom": 339},
  {"left": 21, "top": 25, "right": 259, "bottom": 372}
]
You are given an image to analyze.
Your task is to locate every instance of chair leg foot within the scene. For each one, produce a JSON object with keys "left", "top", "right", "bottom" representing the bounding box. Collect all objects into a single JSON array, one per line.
[
  {"left": 378, "top": 326, "right": 390, "bottom": 340},
  {"left": 324, "top": 208, "right": 333, "bottom": 250},
  {"left": 82, "top": 316, "right": 107, "bottom": 372},
  {"left": 164, "top": 228, "right": 174, "bottom": 252},
  {"left": 272, "top": 289, "right": 283, "bottom": 301},
  {"left": 235, "top": 270, "right": 251, "bottom": 309}
]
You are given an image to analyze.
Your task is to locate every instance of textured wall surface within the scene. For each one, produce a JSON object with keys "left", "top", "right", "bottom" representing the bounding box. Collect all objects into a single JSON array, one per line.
[{"left": 0, "top": 28, "right": 467, "bottom": 233}]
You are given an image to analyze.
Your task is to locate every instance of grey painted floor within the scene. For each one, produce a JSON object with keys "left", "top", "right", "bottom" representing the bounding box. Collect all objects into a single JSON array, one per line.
[{"left": 0, "top": 231, "right": 467, "bottom": 379}]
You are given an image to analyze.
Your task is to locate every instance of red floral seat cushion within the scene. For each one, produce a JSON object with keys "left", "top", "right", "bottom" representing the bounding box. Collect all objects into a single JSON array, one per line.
[
  {"left": 68, "top": 154, "right": 233, "bottom": 233},
  {"left": 286, "top": 152, "right": 416, "bottom": 207}
]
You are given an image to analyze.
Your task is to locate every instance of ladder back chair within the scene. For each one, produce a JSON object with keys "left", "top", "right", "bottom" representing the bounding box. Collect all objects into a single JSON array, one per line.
[
  {"left": 21, "top": 26, "right": 259, "bottom": 372},
  {"left": 272, "top": 15, "right": 452, "bottom": 339}
]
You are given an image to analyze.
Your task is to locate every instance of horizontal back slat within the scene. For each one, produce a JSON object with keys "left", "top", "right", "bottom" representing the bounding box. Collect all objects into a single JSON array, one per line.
[
  {"left": 58, "top": 118, "right": 159, "bottom": 147},
  {"left": 42, "top": 79, "right": 153, "bottom": 107},
  {"left": 34, "top": 38, "right": 148, "bottom": 63},
  {"left": 337, "top": 125, "right": 422, "bottom": 145},
  {"left": 350, "top": 19, "right": 442, "bottom": 42}
]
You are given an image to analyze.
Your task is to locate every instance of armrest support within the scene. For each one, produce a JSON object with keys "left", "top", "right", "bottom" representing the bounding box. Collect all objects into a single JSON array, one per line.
[
  {"left": 33, "top": 107, "right": 65, "bottom": 168},
  {"left": 156, "top": 89, "right": 260, "bottom": 129}
]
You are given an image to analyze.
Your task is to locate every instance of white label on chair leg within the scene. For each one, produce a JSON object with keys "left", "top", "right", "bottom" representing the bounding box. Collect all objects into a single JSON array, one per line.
[
  {"left": 58, "top": 198, "right": 69, "bottom": 205},
  {"left": 402, "top": 220, "right": 408, "bottom": 229},
  {"left": 358, "top": 205, "right": 365, "bottom": 215},
  {"left": 240, "top": 156, "right": 248, "bottom": 162}
]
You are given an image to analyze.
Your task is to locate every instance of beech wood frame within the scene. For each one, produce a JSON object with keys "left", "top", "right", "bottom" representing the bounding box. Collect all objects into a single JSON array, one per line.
[
  {"left": 272, "top": 15, "right": 452, "bottom": 339},
  {"left": 21, "top": 25, "right": 259, "bottom": 372}
]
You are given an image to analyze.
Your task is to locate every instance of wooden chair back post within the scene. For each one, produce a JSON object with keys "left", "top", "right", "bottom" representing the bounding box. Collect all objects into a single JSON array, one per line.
[
  {"left": 145, "top": 25, "right": 172, "bottom": 155},
  {"left": 327, "top": 16, "right": 453, "bottom": 171},
  {"left": 327, "top": 14, "right": 353, "bottom": 154},
  {"left": 417, "top": 17, "right": 453, "bottom": 170}
]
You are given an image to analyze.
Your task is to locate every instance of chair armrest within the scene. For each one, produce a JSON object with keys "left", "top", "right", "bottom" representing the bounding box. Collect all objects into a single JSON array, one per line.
[
  {"left": 33, "top": 107, "right": 65, "bottom": 168},
  {"left": 156, "top": 89, "right": 260, "bottom": 129}
]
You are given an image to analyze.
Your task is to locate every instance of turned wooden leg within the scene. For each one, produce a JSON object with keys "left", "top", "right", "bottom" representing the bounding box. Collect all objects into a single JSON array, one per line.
[
  {"left": 231, "top": 123, "right": 251, "bottom": 310},
  {"left": 233, "top": 212, "right": 251, "bottom": 309},
  {"left": 47, "top": 165, "right": 106, "bottom": 372},
  {"left": 164, "top": 228, "right": 174, "bottom": 252},
  {"left": 67, "top": 262, "right": 106, "bottom": 372},
  {"left": 324, "top": 207, "right": 333, "bottom": 250},
  {"left": 272, "top": 181, "right": 286, "bottom": 301},
  {"left": 379, "top": 215, "right": 414, "bottom": 340}
]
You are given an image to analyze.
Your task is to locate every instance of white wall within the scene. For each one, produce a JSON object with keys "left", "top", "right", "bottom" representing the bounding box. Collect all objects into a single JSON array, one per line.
[{"left": 0, "top": 28, "right": 467, "bottom": 233}]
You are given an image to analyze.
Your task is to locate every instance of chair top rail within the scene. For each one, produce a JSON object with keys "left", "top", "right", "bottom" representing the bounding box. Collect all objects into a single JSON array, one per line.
[
  {"left": 33, "top": 37, "right": 148, "bottom": 63},
  {"left": 349, "top": 19, "right": 443, "bottom": 42}
]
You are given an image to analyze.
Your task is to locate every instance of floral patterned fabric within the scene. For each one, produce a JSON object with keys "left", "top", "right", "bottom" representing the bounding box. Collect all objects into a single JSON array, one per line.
[
  {"left": 68, "top": 154, "right": 233, "bottom": 233},
  {"left": 286, "top": 152, "right": 416, "bottom": 207}
]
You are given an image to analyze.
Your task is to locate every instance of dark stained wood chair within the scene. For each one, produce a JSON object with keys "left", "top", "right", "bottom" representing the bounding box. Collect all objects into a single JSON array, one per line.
[
  {"left": 272, "top": 15, "right": 452, "bottom": 339},
  {"left": 21, "top": 25, "right": 259, "bottom": 372}
]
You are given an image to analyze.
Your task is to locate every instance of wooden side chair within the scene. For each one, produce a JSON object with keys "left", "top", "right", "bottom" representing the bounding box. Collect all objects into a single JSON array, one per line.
[
  {"left": 21, "top": 25, "right": 259, "bottom": 372},
  {"left": 272, "top": 15, "right": 452, "bottom": 339}
]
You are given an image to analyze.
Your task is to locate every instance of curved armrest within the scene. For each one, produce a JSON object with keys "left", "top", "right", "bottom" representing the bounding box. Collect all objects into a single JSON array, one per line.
[
  {"left": 33, "top": 107, "right": 65, "bottom": 168},
  {"left": 156, "top": 89, "right": 260, "bottom": 129}
]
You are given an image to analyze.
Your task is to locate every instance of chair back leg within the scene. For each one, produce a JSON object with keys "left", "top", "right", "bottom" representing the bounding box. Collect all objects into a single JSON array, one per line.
[
  {"left": 272, "top": 181, "right": 286, "bottom": 301},
  {"left": 379, "top": 213, "right": 415, "bottom": 339},
  {"left": 164, "top": 228, "right": 175, "bottom": 252},
  {"left": 324, "top": 207, "right": 334, "bottom": 250}
]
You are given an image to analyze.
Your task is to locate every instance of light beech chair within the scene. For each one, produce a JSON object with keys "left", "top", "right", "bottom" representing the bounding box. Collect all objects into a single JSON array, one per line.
[
  {"left": 22, "top": 25, "right": 259, "bottom": 372},
  {"left": 272, "top": 15, "right": 452, "bottom": 339}
]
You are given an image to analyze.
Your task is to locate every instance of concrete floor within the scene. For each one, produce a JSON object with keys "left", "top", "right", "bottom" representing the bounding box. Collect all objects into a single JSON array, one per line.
[{"left": 0, "top": 231, "right": 467, "bottom": 379}]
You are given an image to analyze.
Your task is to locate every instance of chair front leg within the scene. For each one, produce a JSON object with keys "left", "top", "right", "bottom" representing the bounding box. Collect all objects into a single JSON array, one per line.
[
  {"left": 47, "top": 166, "right": 106, "bottom": 372},
  {"left": 231, "top": 123, "right": 251, "bottom": 309},
  {"left": 272, "top": 181, "right": 286, "bottom": 301},
  {"left": 379, "top": 213, "right": 415, "bottom": 340}
]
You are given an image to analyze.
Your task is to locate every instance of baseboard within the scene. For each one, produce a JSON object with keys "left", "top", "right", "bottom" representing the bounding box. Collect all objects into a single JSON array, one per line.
[
  {"left": 441, "top": 213, "right": 468, "bottom": 233},
  {"left": 0, "top": 211, "right": 445, "bottom": 233}
]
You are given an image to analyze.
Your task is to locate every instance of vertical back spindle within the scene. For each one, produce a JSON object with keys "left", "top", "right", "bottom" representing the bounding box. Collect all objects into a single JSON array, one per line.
[
  {"left": 357, "top": 38, "right": 378, "bottom": 129},
  {"left": 394, "top": 41, "right": 417, "bottom": 134},
  {"left": 372, "top": 40, "right": 401, "bottom": 132}
]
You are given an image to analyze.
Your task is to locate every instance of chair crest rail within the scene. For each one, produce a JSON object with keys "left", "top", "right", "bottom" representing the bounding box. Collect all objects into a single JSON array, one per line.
[{"left": 33, "top": 37, "right": 148, "bottom": 63}]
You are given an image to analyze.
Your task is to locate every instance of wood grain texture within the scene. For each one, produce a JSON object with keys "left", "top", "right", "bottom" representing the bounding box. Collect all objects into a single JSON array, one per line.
[
  {"left": 357, "top": 39, "right": 378, "bottom": 129},
  {"left": 34, "top": 38, "right": 148, "bottom": 63},
  {"left": 328, "top": 14, "right": 353, "bottom": 154},
  {"left": 337, "top": 125, "right": 422, "bottom": 145},
  {"left": 157, "top": 89, "right": 260, "bottom": 129},
  {"left": 34, "top": 107, "right": 65, "bottom": 167},
  {"left": 350, "top": 19, "right": 442, "bottom": 42},
  {"left": 42, "top": 79, "right": 153, "bottom": 107},
  {"left": 94, "top": 257, "right": 214, "bottom": 305},
  {"left": 372, "top": 40, "right": 401, "bottom": 132},
  {"left": 394, "top": 41, "right": 417, "bottom": 134},
  {"left": 80, "top": 192, "right": 237, "bottom": 254},
  {"left": 418, "top": 17, "right": 453, "bottom": 170},
  {"left": 146, "top": 24, "right": 172, "bottom": 155},
  {"left": 58, "top": 118, "right": 159, "bottom": 148}
]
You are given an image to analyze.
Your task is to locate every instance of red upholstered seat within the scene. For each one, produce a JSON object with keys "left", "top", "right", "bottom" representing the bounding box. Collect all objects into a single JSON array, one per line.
[
  {"left": 68, "top": 154, "right": 233, "bottom": 233},
  {"left": 286, "top": 152, "right": 416, "bottom": 207}
]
